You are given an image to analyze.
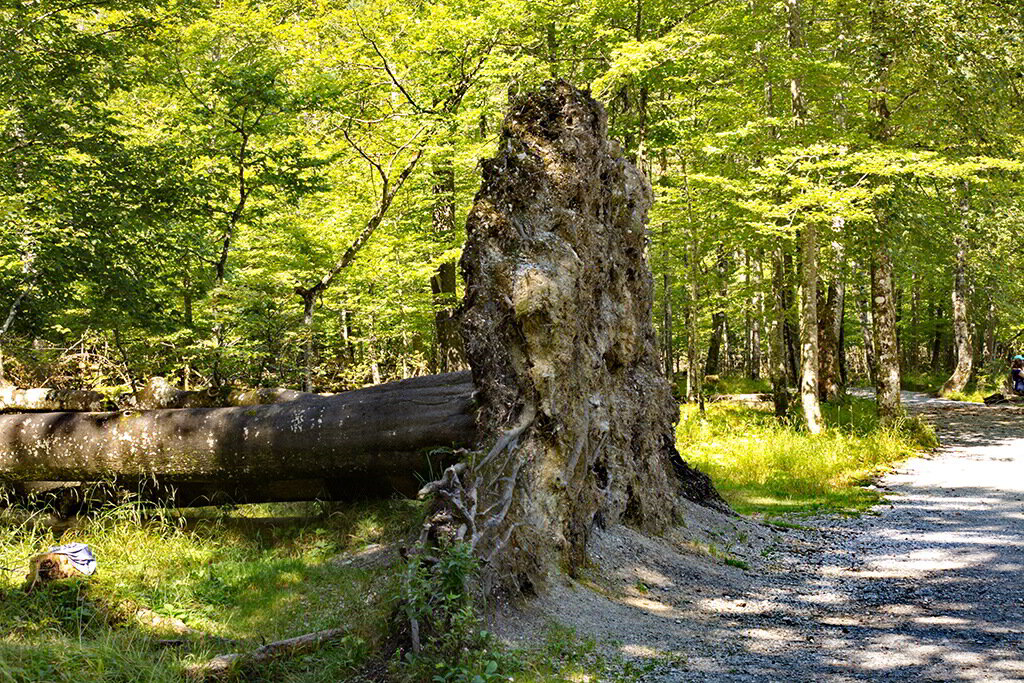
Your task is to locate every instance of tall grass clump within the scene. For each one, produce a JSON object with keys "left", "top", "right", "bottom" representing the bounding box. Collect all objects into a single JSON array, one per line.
[{"left": 679, "top": 396, "right": 937, "bottom": 516}]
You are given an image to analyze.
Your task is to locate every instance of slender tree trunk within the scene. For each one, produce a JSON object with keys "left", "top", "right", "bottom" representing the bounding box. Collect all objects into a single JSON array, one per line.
[
  {"left": 940, "top": 233, "right": 973, "bottom": 396},
  {"left": 301, "top": 292, "right": 316, "bottom": 392},
  {"left": 859, "top": 294, "right": 876, "bottom": 385},
  {"left": 984, "top": 296, "right": 996, "bottom": 364},
  {"left": 838, "top": 289, "right": 848, "bottom": 386},
  {"left": 682, "top": 161, "right": 704, "bottom": 412},
  {"left": 867, "top": 0, "right": 901, "bottom": 422},
  {"left": 430, "top": 149, "right": 463, "bottom": 373},
  {"left": 751, "top": 286, "right": 762, "bottom": 381},
  {"left": 871, "top": 244, "right": 902, "bottom": 424},
  {"left": 783, "top": 251, "right": 799, "bottom": 385},
  {"left": 818, "top": 278, "right": 843, "bottom": 401},
  {"left": 663, "top": 272, "right": 673, "bottom": 381},
  {"left": 748, "top": 251, "right": 763, "bottom": 380},
  {"left": 686, "top": 252, "right": 703, "bottom": 411},
  {"left": 930, "top": 301, "right": 943, "bottom": 372},
  {"left": 704, "top": 248, "right": 728, "bottom": 376},
  {"left": 799, "top": 227, "right": 823, "bottom": 433},
  {"left": 770, "top": 247, "right": 790, "bottom": 418}
]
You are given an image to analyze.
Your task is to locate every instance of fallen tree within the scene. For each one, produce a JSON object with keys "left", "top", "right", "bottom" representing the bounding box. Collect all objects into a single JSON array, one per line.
[
  {"left": 135, "top": 376, "right": 318, "bottom": 410},
  {"left": 0, "top": 386, "right": 109, "bottom": 413},
  {"left": 0, "top": 372, "right": 476, "bottom": 499}
]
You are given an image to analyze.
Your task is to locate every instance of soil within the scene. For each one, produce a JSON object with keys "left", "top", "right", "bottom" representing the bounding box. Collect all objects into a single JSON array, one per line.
[{"left": 495, "top": 391, "right": 1024, "bottom": 682}]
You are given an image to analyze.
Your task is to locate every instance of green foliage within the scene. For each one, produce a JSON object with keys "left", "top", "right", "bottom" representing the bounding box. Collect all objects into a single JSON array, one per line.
[
  {"left": 0, "top": 499, "right": 424, "bottom": 681},
  {"left": 392, "top": 542, "right": 511, "bottom": 683}
]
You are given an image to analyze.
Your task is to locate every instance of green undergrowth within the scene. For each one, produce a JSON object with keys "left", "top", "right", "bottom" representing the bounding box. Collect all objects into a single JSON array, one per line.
[
  {"left": 679, "top": 395, "right": 938, "bottom": 516},
  {"left": 0, "top": 498, "right": 665, "bottom": 682},
  {"left": 691, "top": 375, "right": 772, "bottom": 396},
  {"left": 0, "top": 499, "right": 423, "bottom": 682},
  {"left": 902, "top": 364, "right": 1010, "bottom": 403}
]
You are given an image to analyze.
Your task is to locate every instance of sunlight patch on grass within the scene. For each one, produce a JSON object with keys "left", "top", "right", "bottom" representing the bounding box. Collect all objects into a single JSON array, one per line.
[
  {"left": 0, "top": 499, "right": 424, "bottom": 681},
  {"left": 679, "top": 396, "right": 935, "bottom": 516}
]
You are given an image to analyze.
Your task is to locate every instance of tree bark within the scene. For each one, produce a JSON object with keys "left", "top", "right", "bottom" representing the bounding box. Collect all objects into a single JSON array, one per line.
[
  {"left": 704, "top": 248, "right": 728, "bottom": 377},
  {"left": 930, "top": 300, "right": 944, "bottom": 372},
  {"left": 663, "top": 272, "right": 673, "bottom": 381},
  {"left": 940, "top": 181, "right": 974, "bottom": 396},
  {"left": 430, "top": 151, "right": 464, "bottom": 373},
  {"left": 798, "top": 226, "right": 823, "bottom": 433},
  {"left": 940, "top": 232, "right": 973, "bottom": 396},
  {"left": 0, "top": 372, "right": 477, "bottom": 497},
  {"left": 0, "top": 387, "right": 108, "bottom": 413},
  {"left": 455, "top": 82, "right": 724, "bottom": 594},
  {"left": 859, "top": 294, "right": 876, "bottom": 385},
  {"left": 134, "top": 376, "right": 318, "bottom": 410},
  {"left": 818, "top": 278, "right": 843, "bottom": 402},
  {"left": 871, "top": 245, "right": 902, "bottom": 424},
  {"left": 770, "top": 247, "right": 790, "bottom": 418},
  {"left": 748, "top": 252, "right": 762, "bottom": 381},
  {"left": 783, "top": 251, "right": 799, "bottom": 384}
]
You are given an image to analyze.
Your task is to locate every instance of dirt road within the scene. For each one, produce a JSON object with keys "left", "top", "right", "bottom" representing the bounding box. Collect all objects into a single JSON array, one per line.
[{"left": 659, "top": 392, "right": 1024, "bottom": 682}]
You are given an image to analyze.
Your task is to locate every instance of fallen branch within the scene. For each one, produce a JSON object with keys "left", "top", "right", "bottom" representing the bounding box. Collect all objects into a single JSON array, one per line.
[{"left": 184, "top": 627, "right": 347, "bottom": 680}]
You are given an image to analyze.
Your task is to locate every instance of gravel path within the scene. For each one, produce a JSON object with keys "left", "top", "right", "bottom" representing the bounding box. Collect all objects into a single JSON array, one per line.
[{"left": 656, "top": 392, "right": 1024, "bottom": 682}]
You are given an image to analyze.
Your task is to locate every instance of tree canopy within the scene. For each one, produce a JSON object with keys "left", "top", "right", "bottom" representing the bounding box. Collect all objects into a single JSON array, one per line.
[{"left": 2, "top": 0, "right": 1022, "bottom": 418}]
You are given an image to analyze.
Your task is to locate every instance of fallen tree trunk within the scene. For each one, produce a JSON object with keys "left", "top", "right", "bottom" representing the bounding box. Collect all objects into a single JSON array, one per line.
[
  {"left": 135, "top": 377, "right": 319, "bottom": 410},
  {"left": 0, "top": 372, "right": 476, "bottom": 499},
  {"left": 7, "top": 477, "right": 419, "bottom": 509},
  {"left": 0, "top": 386, "right": 109, "bottom": 413}
]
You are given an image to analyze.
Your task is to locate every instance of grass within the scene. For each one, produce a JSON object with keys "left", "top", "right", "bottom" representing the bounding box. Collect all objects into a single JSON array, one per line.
[
  {"left": 0, "top": 498, "right": 666, "bottom": 682},
  {"left": 0, "top": 498, "right": 424, "bottom": 682},
  {"left": 679, "top": 394, "right": 938, "bottom": 517},
  {"left": 902, "top": 364, "right": 1012, "bottom": 403}
]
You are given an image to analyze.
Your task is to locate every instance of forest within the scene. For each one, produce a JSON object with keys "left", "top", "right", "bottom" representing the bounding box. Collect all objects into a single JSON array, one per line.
[
  {"left": 2, "top": 0, "right": 1021, "bottom": 410},
  {"left": 2, "top": 0, "right": 1023, "bottom": 681}
]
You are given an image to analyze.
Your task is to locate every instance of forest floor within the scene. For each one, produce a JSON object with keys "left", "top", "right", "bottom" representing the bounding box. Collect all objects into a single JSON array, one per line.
[{"left": 498, "top": 391, "right": 1024, "bottom": 682}]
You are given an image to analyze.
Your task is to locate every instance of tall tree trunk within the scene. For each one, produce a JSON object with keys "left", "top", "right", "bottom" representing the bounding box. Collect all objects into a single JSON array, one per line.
[
  {"left": 799, "top": 227, "right": 823, "bottom": 433},
  {"left": 871, "top": 244, "right": 902, "bottom": 424},
  {"left": 704, "top": 247, "right": 728, "bottom": 376},
  {"left": 783, "top": 251, "right": 799, "bottom": 385},
  {"left": 984, "top": 296, "right": 996, "bottom": 364},
  {"left": 686, "top": 251, "right": 703, "bottom": 411},
  {"left": 859, "top": 294, "right": 876, "bottom": 385},
  {"left": 930, "top": 300, "right": 943, "bottom": 372},
  {"left": 838, "top": 290, "right": 848, "bottom": 386},
  {"left": 906, "top": 279, "right": 921, "bottom": 372},
  {"left": 818, "top": 278, "right": 843, "bottom": 402},
  {"left": 663, "top": 272, "right": 673, "bottom": 382},
  {"left": 867, "top": 0, "right": 900, "bottom": 422},
  {"left": 301, "top": 291, "right": 316, "bottom": 392},
  {"left": 940, "top": 233, "right": 973, "bottom": 396},
  {"left": 748, "top": 251, "right": 763, "bottom": 380},
  {"left": 682, "top": 160, "right": 704, "bottom": 411},
  {"left": 430, "top": 149, "right": 463, "bottom": 373},
  {"left": 770, "top": 247, "right": 790, "bottom": 418}
]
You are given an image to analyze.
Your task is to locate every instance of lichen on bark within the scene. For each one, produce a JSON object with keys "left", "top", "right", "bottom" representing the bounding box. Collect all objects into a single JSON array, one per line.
[{"left": 455, "top": 80, "right": 725, "bottom": 594}]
